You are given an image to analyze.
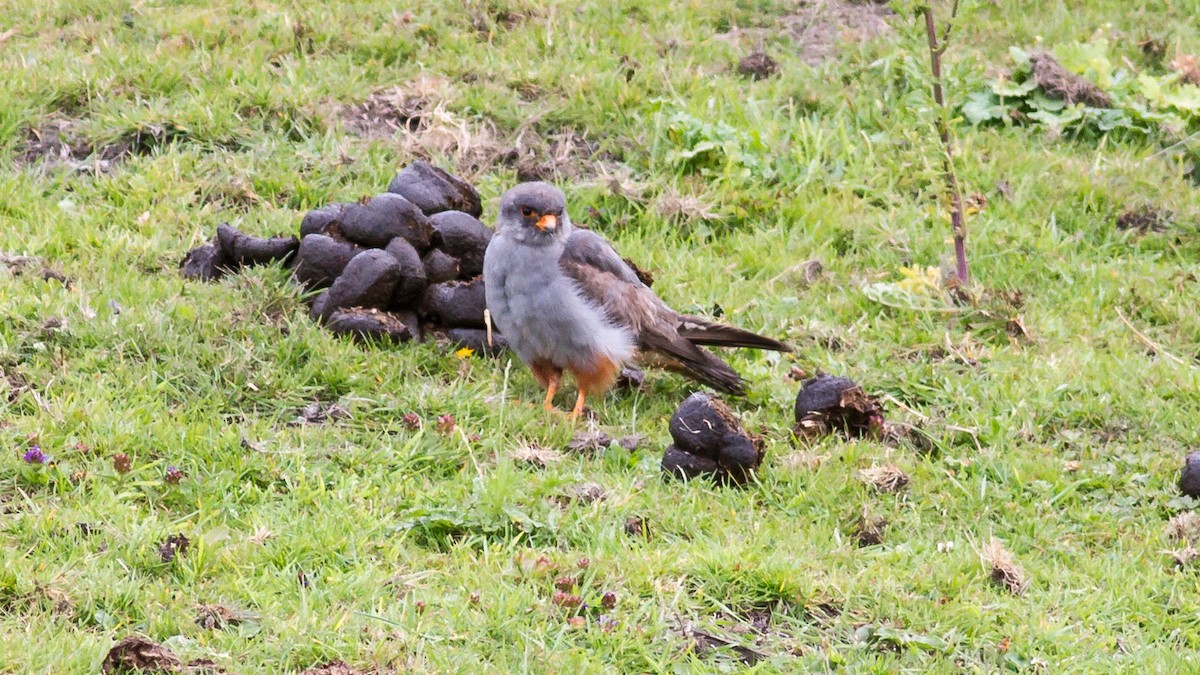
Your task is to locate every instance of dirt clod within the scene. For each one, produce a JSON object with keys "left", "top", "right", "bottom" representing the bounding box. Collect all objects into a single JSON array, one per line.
[
  {"left": 339, "top": 86, "right": 430, "bottom": 139},
  {"left": 858, "top": 464, "right": 908, "bottom": 493},
  {"left": 102, "top": 636, "right": 182, "bottom": 674},
  {"left": 615, "top": 366, "right": 646, "bottom": 390},
  {"left": 291, "top": 401, "right": 350, "bottom": 426},
  {"left": 794, "top": 374, "right": 884, "bottom": 438},
  {"left": 1171, "top": 52, "right": 1200, "bottom": 87},
  {"left": 624, "top": 515, "right": 651, "bottom": 539},
  {"left": 388, "top": 160, "right": 484, "bottom": 217},
  {"left": 983, "top": 538, "right": 1027, "bottom": 595},
  {"left": 853, "top": 512, "right": 887, "bottom": 547},
  {"left": 1166, "top": 511, "right": 1200, "bottom": 543},
  {"left": 510, "top": 444, "right": 563, "bottom": 468},
  {"left": 567, "top": 428, "right": 614, "bottom": 455},
  {"left": 1030, "top": 50, "right": 1112, "bottom": 108},
  {"left": 680, "top": 622, "right": 768, "bottom": 665},
  {"left": 504, "top": 128, "right": 605, "bottom": 183},
  {"left": 622, "top": 258, "right": 655, "bottom": 287},
  {"left": 159, "top": 533, "right": 190, "bottom": 563},
  {"left": 566, "top": 482, "right": 608, "bottom": 503},
  {"left": 1116, "top": 206, "right": 1172, "bottom": 233},
  {"left": 738, "top": 51, "right": 779, "bottom": 80},
  {"left": 195, "top": 604, "right": 251, "bottom": 630}
]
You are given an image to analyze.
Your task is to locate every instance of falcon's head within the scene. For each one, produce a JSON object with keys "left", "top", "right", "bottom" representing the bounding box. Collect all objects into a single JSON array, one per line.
[{"left": 497, "top": 182, "right": 570, "bottom": 245}]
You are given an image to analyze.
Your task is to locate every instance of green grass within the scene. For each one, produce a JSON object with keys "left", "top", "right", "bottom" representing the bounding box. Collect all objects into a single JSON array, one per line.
[{"left": 3, "top": 0, "right": 1200, "bottom": 671}]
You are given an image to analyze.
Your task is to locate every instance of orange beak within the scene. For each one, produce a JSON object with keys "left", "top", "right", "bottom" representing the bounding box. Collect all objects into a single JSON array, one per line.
[{"left": 535, "top": 213, "right": 558, "bottom": 231}]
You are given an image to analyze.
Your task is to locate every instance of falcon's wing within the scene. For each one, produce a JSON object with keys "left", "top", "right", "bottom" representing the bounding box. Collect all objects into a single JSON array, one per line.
[
  {"left": 559, "top": 229, "right": 748, "bottom": 394},
  {"left": 560, "top": 229, "right": 645, "bottom": 287}
]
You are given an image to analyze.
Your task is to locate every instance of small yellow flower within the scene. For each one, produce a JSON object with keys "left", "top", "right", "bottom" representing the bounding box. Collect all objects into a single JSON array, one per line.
[{"left": 455, "top": 347, "right": 475, "bottom": 359}]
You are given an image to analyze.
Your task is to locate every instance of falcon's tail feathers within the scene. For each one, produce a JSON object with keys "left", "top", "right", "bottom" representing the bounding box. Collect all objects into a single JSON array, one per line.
[
  {"left": 642, "top": 332, "right": 748, "bottom": 396},
  {"left": 677, "top": 317, "right": 792, "bottom": 353}
]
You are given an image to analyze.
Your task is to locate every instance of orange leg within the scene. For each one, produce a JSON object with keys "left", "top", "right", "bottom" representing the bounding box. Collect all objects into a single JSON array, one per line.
[
  {"left": 570, "top": 390, "right": 587, "bottom": 418},
  {"left": 542, "top": 371, "right": 561, "bottom": 411},
  {"left": 531, "top": 362, "right": 563, "bottom": 412},
  {"left": 567, "top": 354, "right": 620, "bottom": 420}
]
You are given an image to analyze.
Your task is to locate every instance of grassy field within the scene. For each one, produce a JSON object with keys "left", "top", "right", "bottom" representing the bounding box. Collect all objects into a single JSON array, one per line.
[{"left": 4, "top": 0, "right": 1200, "bottom": 671}]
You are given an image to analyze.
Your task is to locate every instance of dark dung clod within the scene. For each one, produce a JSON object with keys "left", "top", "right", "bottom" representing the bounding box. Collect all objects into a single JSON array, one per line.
[
  {"left": 661, "top": 445, "right": 720, "bottom": 481},
  {"left": 445, "top": 327, "right": 509, "bottom": 357},
  {"left": 180, "top": 242, "right": 232, "bottom": 281},
  {"left": 300, "top": 203, "right": 352, "bottom": 238},
  {"left": 420, "top": 277, "right": 487, "bottom": 328},
  {"left": 338, "top": 193, "right": 433, "bottom": 249},
  {"left": 394, "top": 309, "right": 422, "bottom": 342},
  {"left": 668, "top": 392, "right": 742, "bottom": 458},
  {"left": 387, "top": 161, "right": 483, "bottom": 217},
  {"left": 293, "top": 234, "right": 364, "bottom": 289},
  {"left": 383, "top": 237, "right": 428, "bottom": 307},
  {"left": 325, "top": 308, "right": 415, "bottom": 343},
  {"left": 428, "top": 210, "right": 493, "bottom": 278},
  {"left": 324, "top": 249, "right": 402, "bottom": 316},
  {"left": 216, "top": 223, "right": 298, "bottom": 267},
  {"left": 716, "top": 435, "right": 762, "bottom": 485},
  {"left": 1180, "top": 452, "right": 1200, "bottom": 497},
  {"left": 794, "top": 374, "right": 884, "bottom": 438},
  {"left": 422, "top": 249, "right": 461, "bottom": 284}
]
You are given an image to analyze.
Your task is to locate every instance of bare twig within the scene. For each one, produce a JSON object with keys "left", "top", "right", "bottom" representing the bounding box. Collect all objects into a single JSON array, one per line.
[
  {"left": 921, "top": 1, "right": 969, "bottom": 284},
  {"left": 1116, "top": 308, "right": 1188, "bottom": 366}
]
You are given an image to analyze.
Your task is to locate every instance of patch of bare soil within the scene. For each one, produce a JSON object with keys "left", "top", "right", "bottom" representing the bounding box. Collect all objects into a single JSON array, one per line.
[
  {"left": 783, "top": 0, "right": 894, "bottom": 64},
  {"left": 101, "top": 636, "right": 224, "bottom": 673},
  {"left": 338, "top": 87, "right": 432, "bottom": 139},
  {"left": 18, "top": 119, "right": 91, "bottom": 169},
  {"left": 1117, "top": 206, "right": 1172, "bottom": 233},
  {"left": 17, "top": 118, "right": 189, "bottom": 172},
  {"left": 300, "top": 660, "right": 367, "bottom": 675},
  {"left": 678, "top": 620, "right": 772, "bottom": 665},
  {"left": 335, "top": 79, "right": 622, "bottom": 182},
  {"left": 504, "top": 128, "right": 608, "bottom": 182}
]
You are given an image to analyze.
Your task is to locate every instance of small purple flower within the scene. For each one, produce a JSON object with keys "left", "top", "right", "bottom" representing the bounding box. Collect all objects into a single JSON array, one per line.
[
  {"left": 164, "top": 466, "right": 184, "bottom": 485},
  {"left": 22, "top": 446, "right": 48, "bottom": 464}
]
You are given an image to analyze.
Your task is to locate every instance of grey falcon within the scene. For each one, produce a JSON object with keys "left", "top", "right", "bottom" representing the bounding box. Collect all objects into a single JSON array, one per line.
[{"left": 482, "top": 181, "right": 791, "bottom": 417}]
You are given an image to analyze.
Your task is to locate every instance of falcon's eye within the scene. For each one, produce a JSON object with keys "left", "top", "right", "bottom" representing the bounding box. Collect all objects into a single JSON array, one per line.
[{"left": 520, "top": 206, "right": 535, "bottom": 218}]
